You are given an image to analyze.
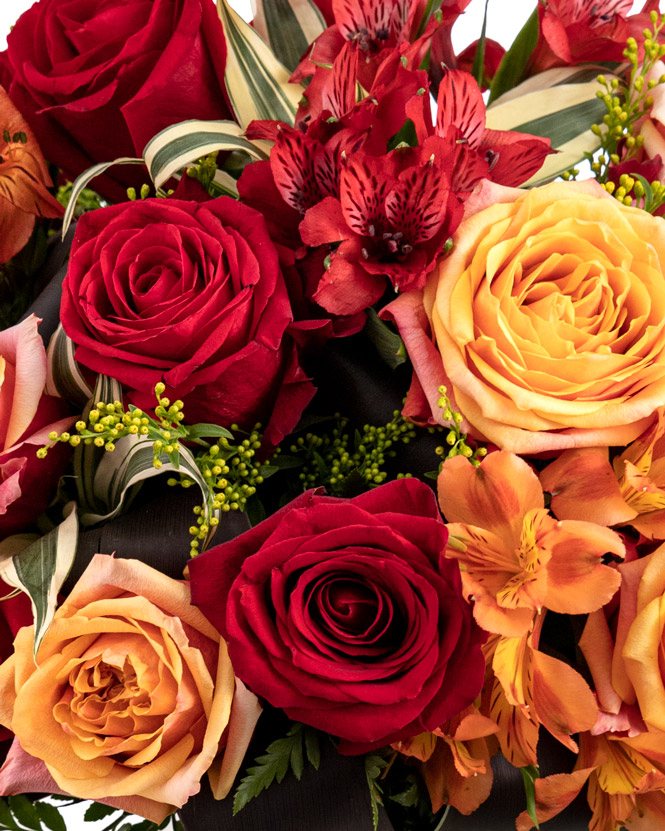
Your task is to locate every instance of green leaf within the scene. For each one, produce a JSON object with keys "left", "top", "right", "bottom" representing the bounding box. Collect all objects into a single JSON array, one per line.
[
  {"left": 303, "top": 727, "right": 320, "bottom": 771},
  {"left": 0, "top": 797, "right": 19, "bottom": 830},
  {"left": 233, "top": 723, "right": 318, "bottom": 814},
  {"left": 7, "top": 796, "right": 40, "bottom": 831},
  {"left": 471, "top": 0, "right": 490, "bottom": 89},
  {"left": 83, "top": 803, "right": 119, "bottom": 822},
  {"left": 217, "top": 0, "right": 304, "bottom": 127},
  {"left": 0, "top": 505, "right": 78, "bottom": 659},
  {"left": 486, "top": 65, "right": 620, "bottom": 184},
  {"left": 35, "top": 802, "right": 66, "bottom": 831},
  {"left": 185, "top": 423, "right": 234, "bottom": 441},
  {"left": 521, "top": 765, "right": 541, "bottom": 830},
  {"left": 61, "top": 157, "right": 143, "bottom": 238},
  {"left": 365, "top": 755, "right": 387, "bottom": 831},
  {"left": 488, "top": 8, "right": 538, "bottom": 104},
  {"left": 365, "top": 309, "right": 406, "bottom": 370},
  {"left": 389, "top": 778, "right": 420, "bottom": 808},
  {"left": 142, "top": 119, "right": 268, "bottom": 190},
  {"left": 45, "top": 325, "right": 94, "bottom": 408},
  {"left": 252, "top": 0, "right": 326, "bottom": 72}
]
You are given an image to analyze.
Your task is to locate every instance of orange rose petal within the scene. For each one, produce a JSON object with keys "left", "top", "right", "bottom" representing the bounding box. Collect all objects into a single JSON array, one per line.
[
  {"left": 0, "top": 317, "right": 48, "bottom": 451},
  {"left": 613, "top": 556, "right": 652, "bottom": 705},
  {"left": 540, "top": 447, "right": 637, "bottom": 525},
  {"left": 0, "top": 556, "right": 256, "bottom": 822},
  {"left": 209, "top": 677, "right": 262, "bottom": 800},
  {"left": 623, "top": 595, "right": 665, "bottom": 733},
  {"left": 635, "top": 542, "right": 665, "bottom": 610},
  {"left": 579, "top": 610, "right": 624, "bottom": 715}
]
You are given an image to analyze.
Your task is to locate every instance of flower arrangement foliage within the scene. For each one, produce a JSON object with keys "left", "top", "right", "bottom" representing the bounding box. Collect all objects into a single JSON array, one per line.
[{"left": 0, "top": 1, "right": 665, "bottom": 831}]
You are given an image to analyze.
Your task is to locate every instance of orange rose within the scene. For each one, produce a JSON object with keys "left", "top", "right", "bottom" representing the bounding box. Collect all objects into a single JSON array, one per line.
[
  {"left": 383, "top": 180, "right": 665, "bottom": 454},
  {"left": 0, "top": 554, "right": 261, "bottom": 823}
]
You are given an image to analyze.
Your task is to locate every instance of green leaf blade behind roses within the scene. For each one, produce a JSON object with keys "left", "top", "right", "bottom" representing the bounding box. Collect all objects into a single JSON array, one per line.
[
  {"left": 45, "top": 325, "right": 94, "bottom": 408},
  {"left": 142, "top": 119, "right": 269, "bottom": 190},
  {"left": 252, "top": 0, "right": 326, "bottom": 72},
  {"left": 216, "top": 0, "right": 304, "bottom": 127},
  {"left": 485, "top": 65, "right": 620, "bottom": 185},
  {"left": 488, "top": 8, "right": 538, "bottom": 104},
  {"left": 35, "top": 801, "right": 67, "bottom": 831},
  {"left": 0, "top": 505, "right": 79, "bottom": 659},
  {"left": 61, "top": 157, "right": 143, "bottom": 239},
  {"left": 186, "top": 423, "right": 234, "bottom": 441}
]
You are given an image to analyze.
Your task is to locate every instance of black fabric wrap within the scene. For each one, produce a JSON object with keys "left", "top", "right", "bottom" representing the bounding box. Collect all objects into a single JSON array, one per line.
[{"left": 18, "top": 243, "right": 594, "bottom": 830}]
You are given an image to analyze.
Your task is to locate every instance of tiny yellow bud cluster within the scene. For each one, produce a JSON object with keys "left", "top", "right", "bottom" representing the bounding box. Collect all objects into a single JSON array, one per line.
[
  {"left": 433, "top": 386, "right": 486, "bottom": 467},
  {"left": 287, "top": 410, "right": 417, "bottom": 496},
  {"left": 585, "top": 16, "right": 665, "bottom": 192}
]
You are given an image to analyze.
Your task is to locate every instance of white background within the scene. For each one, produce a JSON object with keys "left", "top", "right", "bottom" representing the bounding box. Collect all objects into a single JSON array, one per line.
[
  {"left": 0, "top": 0, "right": 648, "bottom": 827},
  {"left": 0, "top": 0, "right": 540, "bottom": 52}
]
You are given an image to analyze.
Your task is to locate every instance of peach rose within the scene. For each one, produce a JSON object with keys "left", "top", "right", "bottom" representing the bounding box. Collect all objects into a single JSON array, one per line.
[
  {"left": 0, "top": 554, "right": 261, "bottom": 823},
  {"left": 382, "top": 180, "right": 665, "bottom": 454},
  {"left": 0, "top": 316, "right": 73, "bottom": 536}
]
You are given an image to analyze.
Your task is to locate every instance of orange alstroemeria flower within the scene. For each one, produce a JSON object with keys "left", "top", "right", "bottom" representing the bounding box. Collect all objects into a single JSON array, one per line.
[
  {"left": 515, "top": 543, "right": 665, "bottom": 829},
  {"left": 438, "top": 451, "right": 624, "bottom": 637},
  {"left": 541, "top": 408, "right": 665, "bottom": 539},
  {"left": 483, "top": 622, "right": 598, "bottom": 768},
  {"left": 0, "top": 85, "right": 63, "bottom": 265},
  {"left": 392, "top": 706, "right": 499, "bottom": 816},
  {"left": 515, "top": 731, "right": 665, "bottom": 831}
]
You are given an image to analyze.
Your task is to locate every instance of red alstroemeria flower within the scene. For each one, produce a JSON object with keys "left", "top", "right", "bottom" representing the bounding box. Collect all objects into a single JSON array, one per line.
[
  {"left": 300, "top": 144, "right": 463, "bottom": 315},
  {"left": 528, "top": 0, "right": 661, "bottom": 75},
  {"left": 433, "top": 69, "right": 554, "bottom": 188}
]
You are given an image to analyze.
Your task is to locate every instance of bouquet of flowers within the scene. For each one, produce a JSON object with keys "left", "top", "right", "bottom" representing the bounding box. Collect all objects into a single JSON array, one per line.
[{"left": 1, "top": 0, "right": 665, "bottom": 829}]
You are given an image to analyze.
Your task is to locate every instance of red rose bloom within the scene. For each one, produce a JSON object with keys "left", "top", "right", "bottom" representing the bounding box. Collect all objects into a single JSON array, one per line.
[
  {"left": 189, "top": 478, "right": 486, "bottom": 753},
  {"left": 0, "top": 0, "right": 231, "bottom": 201},
  {"left": 60, "top": 197, "right": 314, "bottom": 449}
]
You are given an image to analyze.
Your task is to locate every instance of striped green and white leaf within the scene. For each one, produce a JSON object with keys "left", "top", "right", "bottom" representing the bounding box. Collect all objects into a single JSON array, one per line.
[
  {"left": 61, "top": 157, "right": 143, "bottom": 239},
  {"left": 142, "top": 119, "right": 268, "bottom": 190},
  {"left": 251, "top": 0, "right": 326, "bottom": 72},
  {"left": 45, "top": 325, "right": 94, "bottom": 408},
  {"left": 217, "top": 0, "right": 304, "bottom": 127},
  {"left": 80, "top": 434, "right": 217, "bottom": 546},
  {"left": 485, "top": 65, "right": 620, "bottom": 185},
  {"left": 71, "top": 373, "right": 121, "bottom": 518},
  {"left": 0, "top": 504, "right": 78, "bottom": 659}
]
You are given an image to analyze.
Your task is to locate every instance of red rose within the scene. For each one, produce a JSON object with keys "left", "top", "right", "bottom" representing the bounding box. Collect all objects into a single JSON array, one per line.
[
  {"left": 61, "top": 197, "right": 314, "bottom": 449},
  {"left": 189, "top": 478, "right": 486, "bottom": 753},
  {"left": 0, "top": 317, "right": 73, "bottom": 538},
  {"left": 0, "top": 0, "right": 230, "bottom": 201}
]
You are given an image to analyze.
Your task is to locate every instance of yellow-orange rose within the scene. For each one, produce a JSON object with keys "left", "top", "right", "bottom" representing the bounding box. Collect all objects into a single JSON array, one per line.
[
  {"left": 382, "top": 180, "right": 665, "bottom": 453},
  {"left": 0, "top": 554, "right": 261, "bottom": 823}
]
